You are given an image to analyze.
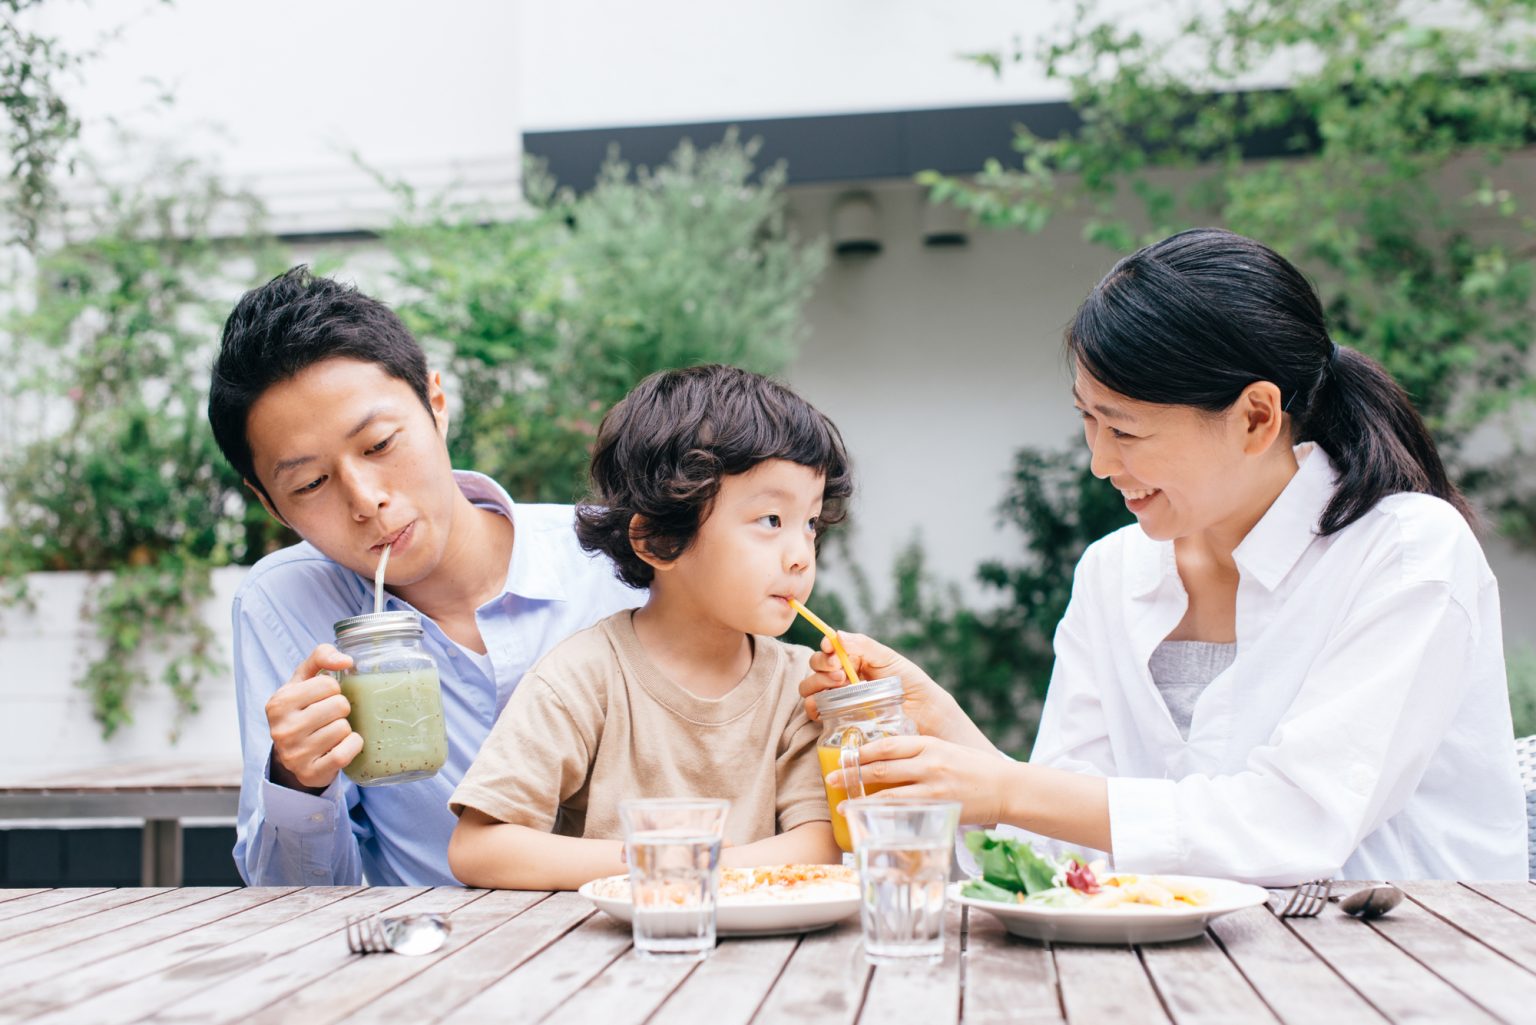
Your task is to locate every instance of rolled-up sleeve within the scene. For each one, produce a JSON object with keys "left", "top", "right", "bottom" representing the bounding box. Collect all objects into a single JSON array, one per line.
[
  {"left": 231, "top": 587, "right": 366, "bottom": 886},
  {"left": 1107, "top": 580, "right": 1473, "bottom": 884}
]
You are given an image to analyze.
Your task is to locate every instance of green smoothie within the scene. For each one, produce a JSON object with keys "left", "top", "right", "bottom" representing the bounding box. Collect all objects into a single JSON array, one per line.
[{"left": 339, "top": 667, "right": 448, "bottom": 786}]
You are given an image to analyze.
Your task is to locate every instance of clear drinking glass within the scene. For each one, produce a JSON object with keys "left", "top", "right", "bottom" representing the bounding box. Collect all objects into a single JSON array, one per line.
[
  {"left": 845, "top": 798, "right": 961, "bottom": 965},
  {"left": 618, "top": 798, "right": 731, "bottom": 961}
]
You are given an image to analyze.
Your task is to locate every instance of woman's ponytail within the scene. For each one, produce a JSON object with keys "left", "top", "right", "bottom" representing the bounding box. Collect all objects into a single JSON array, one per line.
[{"left": 1298, "top": 345, "right": 1474, "bottom": 535}]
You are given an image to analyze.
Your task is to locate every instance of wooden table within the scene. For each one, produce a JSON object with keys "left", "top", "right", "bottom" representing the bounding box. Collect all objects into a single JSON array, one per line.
[
  {"left": 0, "top": 881, "right": 1532, "bottom": 1023},
  {"left": 0, "top": 761, "right": 242, "bottom": 887}
]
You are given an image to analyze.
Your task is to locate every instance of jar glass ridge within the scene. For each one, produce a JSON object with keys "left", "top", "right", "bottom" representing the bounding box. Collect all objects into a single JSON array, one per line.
[{"left": 333, "top": 611, "right": 448, "bottom": 787}]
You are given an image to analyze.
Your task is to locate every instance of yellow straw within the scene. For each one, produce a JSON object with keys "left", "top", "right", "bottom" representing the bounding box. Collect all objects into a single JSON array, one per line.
[{"left": 787, "top": 598, "right": 860, "bottom": 686}]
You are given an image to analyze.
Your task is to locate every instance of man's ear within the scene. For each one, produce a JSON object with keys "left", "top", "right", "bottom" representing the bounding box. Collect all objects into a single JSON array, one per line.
[
  {"left": 628, "top": 515, "right": 673, "bottom": 574},
  {"left": 1237, "top": 380, "right": 1286, "bottom": 456},
  {"left": 427, "top": 370, "right": 450, "bottom": 440},
  {"left": 246, "top": 479, "right": 289, "bottom": 528}
]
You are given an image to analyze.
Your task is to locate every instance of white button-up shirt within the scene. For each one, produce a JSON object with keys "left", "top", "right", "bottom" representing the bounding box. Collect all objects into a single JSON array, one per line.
[{"left": 1030, "top": 445, "right": 1527, "bottom": 884}]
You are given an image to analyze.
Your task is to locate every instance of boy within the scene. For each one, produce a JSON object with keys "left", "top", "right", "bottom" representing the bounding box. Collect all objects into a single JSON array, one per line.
[
  {"left": 448, "top": 365, "right": 850, "bottom": 888},
  {"left": 210, "top": 266, "right": 642, "bottom": 886}
]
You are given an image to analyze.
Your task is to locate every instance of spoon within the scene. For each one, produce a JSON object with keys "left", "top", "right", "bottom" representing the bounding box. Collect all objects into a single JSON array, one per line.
[
  {"left": 381, "top": 913, "right": 453, "bottom": 955},
  {"left": 1337, "top": 884, "right": 1404, "bottom": 920}
]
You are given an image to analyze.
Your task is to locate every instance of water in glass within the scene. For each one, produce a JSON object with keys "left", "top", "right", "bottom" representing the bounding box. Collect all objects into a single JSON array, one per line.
[
  {"left": 856, "top": 837, "right": 951, "bottom": 963},
  {"left": 627, "top": 831, "right": 723, "bottom": 959}
]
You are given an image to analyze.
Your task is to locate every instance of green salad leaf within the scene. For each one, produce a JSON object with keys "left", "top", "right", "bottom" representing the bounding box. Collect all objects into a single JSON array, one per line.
[
  {"left": 964, "top": 830, "right": 1058, "bottom": 896},
  {"left": 960, "top": 879, "right": 1020, "bottom": 903}
]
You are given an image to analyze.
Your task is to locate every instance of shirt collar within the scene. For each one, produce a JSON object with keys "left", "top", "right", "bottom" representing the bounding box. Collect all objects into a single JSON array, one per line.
[
  {"left": 451, "top": 470, "right": 569, "bottom": 602},
  {"left": 1125, "top": 443, "right": 1336, "bottom": 599},
  {"left": 1231, "top": 443, "right": 1336, "bottom": 592}
]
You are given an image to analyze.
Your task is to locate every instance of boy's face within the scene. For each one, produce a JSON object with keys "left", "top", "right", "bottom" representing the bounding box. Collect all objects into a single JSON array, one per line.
[
  {"left": 651, "top": 458, "right": 825, "bottom": 637},
  {"left": 244, "top": 357, "right": 459, "bottom": 589}
]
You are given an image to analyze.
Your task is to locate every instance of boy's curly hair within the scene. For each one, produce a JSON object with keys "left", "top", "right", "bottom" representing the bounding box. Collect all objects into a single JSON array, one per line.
[{"left": 576, "top": 364, "right": 854, "bottom": 589}]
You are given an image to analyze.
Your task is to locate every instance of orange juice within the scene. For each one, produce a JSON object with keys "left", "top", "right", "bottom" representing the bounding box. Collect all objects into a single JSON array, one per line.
[{"left": 819, "top": 744, "right": 897, "bottom": 852}]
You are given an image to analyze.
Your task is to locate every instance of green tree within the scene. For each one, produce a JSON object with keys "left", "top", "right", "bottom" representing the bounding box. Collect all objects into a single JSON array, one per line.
[
  {"left": 1, "top": 0, "right": 81, "bottom": 249},
  {"left": 925, "top": 0, "right": 1536, "bottom": 541},
  {"left": 383, "top": 132, "right": 826, "bottom": 503},
  {"left": 0, "top": 156, "right": 290, "bottom": 735}
]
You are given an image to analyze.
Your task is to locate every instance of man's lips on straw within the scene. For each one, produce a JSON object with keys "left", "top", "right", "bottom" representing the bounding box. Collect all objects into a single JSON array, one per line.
[{"left": 371, "top": 522, "right": 411, "bottom": 553}]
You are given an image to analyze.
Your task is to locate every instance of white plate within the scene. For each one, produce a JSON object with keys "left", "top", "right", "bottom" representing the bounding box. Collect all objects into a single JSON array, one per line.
[
  {"left": 578, "top": 875, "right": 861, "bottom": 937},
  {"left": 950, "top": 875, "right": 1270, "bottom": 945}
]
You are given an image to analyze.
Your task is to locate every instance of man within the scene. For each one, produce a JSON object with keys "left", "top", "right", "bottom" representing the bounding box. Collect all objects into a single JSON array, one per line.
[{"left": 209, "top": 266, "right": 641, "bottom": 885}]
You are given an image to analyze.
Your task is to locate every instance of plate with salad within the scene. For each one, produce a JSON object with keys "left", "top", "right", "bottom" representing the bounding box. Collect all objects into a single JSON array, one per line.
[{"left": 951, "top": 832, "right": 1268, "bottom": 944}]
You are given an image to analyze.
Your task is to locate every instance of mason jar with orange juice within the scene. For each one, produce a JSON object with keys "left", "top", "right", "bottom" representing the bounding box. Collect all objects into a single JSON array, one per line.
[{"left": 816, "top": 676, "right": 917, "bottom": 853}]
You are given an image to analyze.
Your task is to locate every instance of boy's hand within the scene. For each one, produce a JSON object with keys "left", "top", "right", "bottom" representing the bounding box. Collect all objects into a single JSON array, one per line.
[{"left": 266, "top": 644, "right": 363, "bottom": 793}]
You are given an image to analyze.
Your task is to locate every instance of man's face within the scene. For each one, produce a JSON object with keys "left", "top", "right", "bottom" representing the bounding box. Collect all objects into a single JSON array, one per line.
[{"left": 245, "top": 357, "right": 458, "bottom": 588}]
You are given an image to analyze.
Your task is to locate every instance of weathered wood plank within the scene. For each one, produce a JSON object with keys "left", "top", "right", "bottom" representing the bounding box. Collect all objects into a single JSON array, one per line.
[
  {"left": 0, "top": 886, "right": 231, "bottom": 967},
  {"left": 234, "top": 888, "right": 528, "bottom": 1025},
  {"left": 752, "top": 919, "right": 869, "bottom": 1025},
  {"left": 0, "top": 888, "right": 48, "bottom": 905},
  {"left": 1208, "top": 907, "right": 1387, "bottom": 1025},
  {"left": 539, "top": 943, "right": 702, "bottom": 1025},
  {"left": 1463, "top": 881, "right": 1536, "bottom": 925},
  {"left": 1139, "top": 932, "right": 1279, "bottom": 1025},
  {"left": 343, "top": 892, "right": 592, "bottom": 1025},
  {"left": 648, "top": 934, "right": 799, "bottom": 1025},
  {"left": 1283, "top": 904, "right": 1498, "bottom": 1023},
  {"left": 445, "top": 906, "right": 633, "bottom": 1025},
  {"left": 9, "top": 887, "right": 349, "bottom": 1025},
  {"left": 1398, "top": 881, "right": 1536, "bottom": 975},
  {"left": 960, "top": 907, "right": 1065, "bottom": 1025},
  {"left": 1054, "top": 943, "right": 1171, "bottom": 1024},
  {"left": 0, "top": 886, "right": 166, "bottom": 941},
  {"left": 860, "top": 904, "right": 963, "bottom": 1025},
  {"left": 1359, "top": 887, "right": 1536, "bottom": 1022},
  {"left": 0, "top": 887, "right": 110, "bottom": 922},
  {"left": 129, "top": 888, "right": 429, "bottom": 1025}
]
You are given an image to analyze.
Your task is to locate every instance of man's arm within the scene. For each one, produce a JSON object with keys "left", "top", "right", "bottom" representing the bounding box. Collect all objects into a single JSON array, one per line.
[{"left": 232, "top": 591, "right": 368, "bottom": 886}]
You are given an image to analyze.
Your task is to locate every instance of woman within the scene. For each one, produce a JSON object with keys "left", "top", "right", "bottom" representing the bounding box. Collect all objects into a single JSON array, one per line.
[{"left": 805, "top": 228, "right": 1527, "bottom": 883}]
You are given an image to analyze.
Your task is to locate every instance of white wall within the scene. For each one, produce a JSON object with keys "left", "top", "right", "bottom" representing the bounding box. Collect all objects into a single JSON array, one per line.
[
  {"left": 31, "top": 0, "right": 523, "bottom": 235},
  {"left": 0, "top": 568, "right": 247, "bottom": 780}
]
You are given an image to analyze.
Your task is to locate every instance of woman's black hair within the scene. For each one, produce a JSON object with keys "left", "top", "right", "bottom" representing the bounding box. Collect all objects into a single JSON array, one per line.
[
  {"left": 1067, "top": 227, "right": 1472, "bottom": 535},
  {"left": 575, "top": 364, "right": 854, "bottom": 589}
]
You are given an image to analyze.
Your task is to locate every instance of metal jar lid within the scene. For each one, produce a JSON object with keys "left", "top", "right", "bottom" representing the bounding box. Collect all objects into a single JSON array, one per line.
[
  {"left": 333, "top": 610, "right": 424, "bottom": 642},
  {"left": 815, "top": 675, "right": 903, "bottom": 716}
]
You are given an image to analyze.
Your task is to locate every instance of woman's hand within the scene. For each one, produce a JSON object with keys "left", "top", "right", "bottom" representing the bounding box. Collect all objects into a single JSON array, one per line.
[
  {"left": 798, "top": 632, "right": 994, "bottom": 751},
  {"left": 823, "top": 735, "right": 1017, "bottom": 826}
]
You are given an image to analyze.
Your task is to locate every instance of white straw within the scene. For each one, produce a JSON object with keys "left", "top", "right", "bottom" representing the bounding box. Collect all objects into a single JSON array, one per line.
[{"left": 373, "top": 544, "right": 391, "bottom": 615}]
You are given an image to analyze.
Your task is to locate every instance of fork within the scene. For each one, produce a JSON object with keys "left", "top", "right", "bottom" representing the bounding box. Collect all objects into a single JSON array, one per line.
[
  {"left": 345, "top": 912, "right": 390, "bottom": 954},
  {"left": 1273, "top": 878, "right": 1331, "bottom": 918}
]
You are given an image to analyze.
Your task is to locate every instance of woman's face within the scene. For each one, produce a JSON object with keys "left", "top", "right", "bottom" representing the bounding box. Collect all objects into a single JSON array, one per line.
[{"left": 1073, "top": 369, "right": 1279, "bottom": 543}]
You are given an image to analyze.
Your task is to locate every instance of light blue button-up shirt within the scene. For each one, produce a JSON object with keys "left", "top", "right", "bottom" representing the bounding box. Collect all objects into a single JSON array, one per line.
[{"left": 231, "top": 471, "right": 644, "bottom": 885}]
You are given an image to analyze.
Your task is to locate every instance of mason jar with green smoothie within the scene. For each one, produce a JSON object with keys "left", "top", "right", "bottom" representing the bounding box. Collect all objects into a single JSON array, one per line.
[{"left": 332, "top": 610, "right": 448, "bottom": 786}]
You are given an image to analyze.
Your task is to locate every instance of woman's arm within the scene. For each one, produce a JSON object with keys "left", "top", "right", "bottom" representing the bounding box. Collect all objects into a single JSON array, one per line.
[
  {"left": 823, "top": 736, "right": 1114, "bottom": 852},
  {"left": 449, "top": 808, "right": 626, "bottom": 890},
  {"left": 720, "top": 821, "right": 840, "bottom": 869}
]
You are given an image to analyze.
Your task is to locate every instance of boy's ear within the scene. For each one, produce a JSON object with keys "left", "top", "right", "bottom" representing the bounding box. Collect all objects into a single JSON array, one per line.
[
  {"left": 628, "top": 515, "right": 673, "bottom": 574},
  {"left": 246, "top": 479, "right": 290, "bottom": 528}
]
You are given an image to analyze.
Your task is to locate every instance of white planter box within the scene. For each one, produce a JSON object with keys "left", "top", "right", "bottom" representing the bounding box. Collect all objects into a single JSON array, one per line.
[{"left": 0, "top": 565, "right": 250, "bottom": 780}]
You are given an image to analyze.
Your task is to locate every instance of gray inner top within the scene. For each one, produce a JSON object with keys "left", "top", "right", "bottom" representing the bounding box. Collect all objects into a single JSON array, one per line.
[{"left": 1148, "top": 640, "right": 1237, "bottom": 739}]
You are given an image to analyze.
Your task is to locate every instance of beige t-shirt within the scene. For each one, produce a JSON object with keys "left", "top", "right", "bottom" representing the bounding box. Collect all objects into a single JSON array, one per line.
[{"left": 449, "top": 610, "right": 830, "bottom": 845}]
